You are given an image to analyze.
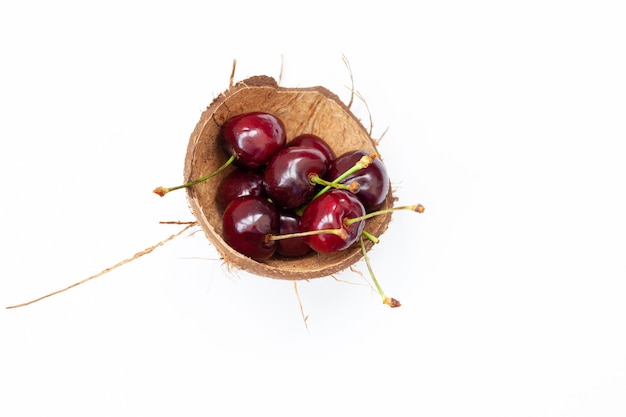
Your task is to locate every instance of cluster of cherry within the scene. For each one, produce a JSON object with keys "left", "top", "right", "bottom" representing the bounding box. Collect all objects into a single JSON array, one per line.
[
  {"left": 155, "top": 111, "right": 397, "bottom": 259},
  {"left": 209, "top": 111, "right": 395, "bottom": 261},
  {"left": 155, "top": 111, "right": 424, "bottom": 307}
]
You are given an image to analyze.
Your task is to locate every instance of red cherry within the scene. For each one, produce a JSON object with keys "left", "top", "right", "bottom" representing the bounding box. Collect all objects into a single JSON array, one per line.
[
  {"left": 326, "top": 149, "right": 390, "bottom": 211},
  {"left": 288, "top": 134, "right": 336, "bottom": 164},
  {"left": 222, "top": 196, "right": 279, "bottom": 261},
  {"left": 216, "top": 168, "right": 265, "bottom": 212},
  {"left": 263, "top": 146, "right": 329, "bottom": 209},
  {"left": 275, "top": 211, "right": 312, "bottom": 257},
  {"left": 299, "top": 189, "right": 366, "bottom": 253},
  {"left": 154, "top": 112, "right": 285, "bottom": 197},
  {"left": 219, "top": 112, "right": 286, "bottom": 168}
]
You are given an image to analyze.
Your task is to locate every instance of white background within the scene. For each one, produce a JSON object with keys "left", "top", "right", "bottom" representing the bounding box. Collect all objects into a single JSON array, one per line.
[{"left": 1, "top": 1, "right": 625, "bottom": 416}]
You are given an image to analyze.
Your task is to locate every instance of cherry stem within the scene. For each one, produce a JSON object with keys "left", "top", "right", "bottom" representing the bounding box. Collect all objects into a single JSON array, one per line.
[
  {"left": 361, "top": 230, "right": 379, "bottom": 244},
  {"left": 309, "top": 175, "right": 359, "bottom": 193},
  {"left": 359, "top": 235, "right": 401, "bottom": 308},
  {"left": 310, "top": 153, "right": 378, "bottom": 201},
  {"left": 266, "top": 227, "right": 347, "bottom": 243},
  {"left": 344, "top": 204, "right": 425, "bottom": 226},
  {"left": 153, "top": 154, "right": 236, "bottom": 196}
]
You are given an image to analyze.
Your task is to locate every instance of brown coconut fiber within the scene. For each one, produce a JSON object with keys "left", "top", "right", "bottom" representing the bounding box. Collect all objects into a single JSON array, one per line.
[{"left": 184, "top": 75, "right": 394, "bottom": 280}]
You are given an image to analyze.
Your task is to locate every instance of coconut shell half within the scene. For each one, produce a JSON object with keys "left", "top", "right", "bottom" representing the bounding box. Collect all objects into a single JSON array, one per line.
[{"left": 184, "top": 76, "right": 394, "bottom": 280}]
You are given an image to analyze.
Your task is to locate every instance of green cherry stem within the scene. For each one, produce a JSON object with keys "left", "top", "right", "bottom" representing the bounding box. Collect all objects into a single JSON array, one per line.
[
  {"left": 361, "top": 229, "right": 379, "bottom": 244},
  {"left": 266, "top": 227, "right": 347, "bottom": 243},
  {"left": 344, "top": 204, "right": 425, "bottom": 227},
  {"left": 153, "top": 155, "right": 236, "bottom": 197},
  {"left": 309, "top": 175, "right": 359, "bottom": 193},
  {"left": 310, "top": 153, "right": 378, "bottom": 201},
  {"left": 359, "top": 235, "right": 400, "bottom": 308}
]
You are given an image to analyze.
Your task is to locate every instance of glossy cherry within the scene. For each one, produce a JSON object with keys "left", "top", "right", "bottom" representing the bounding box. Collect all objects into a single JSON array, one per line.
[
  {"left": 263, "top": 146, "right": 329, "bottom": 209},
  {"left": 222, "top": 195, "right": 279, "bottom": 261},
  {"left": 326, "top": 149, "right": 390, "bottom": 211},
  {"left": 275, "top": 210, "right": 312, "bottom": 257},
  {"left": 216, "top": 168, "right": 265, "bottom": 212},
  {"left": 219, "top": 112, "right": 286, "bottom": 168},
  {"left": 288, "top": 134, "right": 336, "bottom": 164},
  {"left": 154, "top": 112, "right": 285, "bottom": 196},
  {"left": 299, "top": 189, "right": 366, "bottom": 253}
]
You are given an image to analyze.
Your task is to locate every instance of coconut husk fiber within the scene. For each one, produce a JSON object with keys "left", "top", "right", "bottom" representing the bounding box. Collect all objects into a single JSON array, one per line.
[{"left": 184, "top": 75, "right": 394, "bottom": 280}]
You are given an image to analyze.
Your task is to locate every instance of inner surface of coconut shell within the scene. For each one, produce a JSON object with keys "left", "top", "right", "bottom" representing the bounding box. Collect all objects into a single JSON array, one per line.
[{"left": 184, "top": 76, "right": 394, "bottom": 280}]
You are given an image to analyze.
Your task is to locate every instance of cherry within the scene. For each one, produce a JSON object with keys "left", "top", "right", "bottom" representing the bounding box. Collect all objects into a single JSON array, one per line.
[
  {"left": 154, "top": 112, "right": 285, "bottom": 196},
  {"left": 222, "top": 195, "right": 279, "bottom": 261},
  {"left": 263, "top": 146, "right": 329, "bottom": 210},
  {"left": 219, "top": 112, "right": 286, "bottom": 169},
  {"left": 275, "top": 211, "right": 312, "bottom": 257},
  {"left": 326, "top": 149, "right": 390, "bottom": 211},
  {"left": 215, "top": 168, "right": 265, "bottom": 212},
  {"left": 299, "top": 189, "right": 366, "bottom": 253},
  {"left": 288, "top": 134, "right": 336, "bottom": 164}
]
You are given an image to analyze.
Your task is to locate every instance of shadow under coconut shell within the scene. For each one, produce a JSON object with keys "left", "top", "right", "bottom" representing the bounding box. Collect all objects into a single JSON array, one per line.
[{"left": 184, "top": 76, "right": 394, "bottom": 280}]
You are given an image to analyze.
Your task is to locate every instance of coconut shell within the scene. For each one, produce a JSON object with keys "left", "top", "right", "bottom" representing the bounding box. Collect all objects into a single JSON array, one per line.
[{"left": 184, "top": 76, "right": 394, "bottom": 280}]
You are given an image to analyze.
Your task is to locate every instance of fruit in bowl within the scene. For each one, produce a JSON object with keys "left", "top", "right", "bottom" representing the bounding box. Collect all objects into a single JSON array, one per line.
[
  {"left": 176, "top": 75, "right": 398, "bottom": 281},
  {"left": 6, "top": 64, "right": 424, "bottom": 311}
]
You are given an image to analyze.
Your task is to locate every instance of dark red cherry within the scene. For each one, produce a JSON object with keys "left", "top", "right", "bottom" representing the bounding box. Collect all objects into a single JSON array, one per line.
[
  {"left": 288, "top": 134, "right": 336, "bottom": 164},
  {"left": 276, "top": 211, "right": 312, "bottom": 257},
  {"left": 263, "top": 146, "right": 329, "bottom": 209},
  {"left": 216, "top": 168, "right": 265, "bottom": 212},
  {"left": 299, "top": 189, "right": 366, "bottom": 253},
  {"left": 326, "top": 149, "right": 390, "bottom": 211},
  {"left": 222, "top": 196, "right": 279, "bottom": 261},
  {"left": 219, "top": 112, "right": 286, "bottom": 168}
]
